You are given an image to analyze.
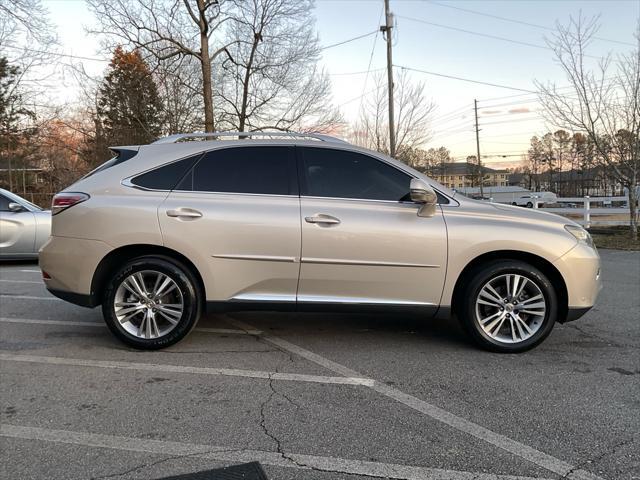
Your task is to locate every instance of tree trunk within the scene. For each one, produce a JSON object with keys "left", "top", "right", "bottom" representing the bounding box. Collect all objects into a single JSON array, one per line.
[
  {"left": 200, "top": 37, "right": 214, "bottom": 133},
  {"left": 629, "top": 185, "right": 638, "bottom": 241},
  {"left": 197, "top": 0, "right": 214, "bottom": 133},
  {"left": 238, "top": 34, "right": 260, "bottom": 132}
]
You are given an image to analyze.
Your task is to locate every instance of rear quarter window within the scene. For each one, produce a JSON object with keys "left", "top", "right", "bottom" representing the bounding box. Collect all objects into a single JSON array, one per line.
[{"left": 130, "top": 154, "right": 203, "bottom": 190}]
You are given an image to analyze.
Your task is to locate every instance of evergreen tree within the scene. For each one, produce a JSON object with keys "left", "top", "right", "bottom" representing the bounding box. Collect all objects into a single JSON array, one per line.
[{"left": 96, "top": 47, "right": 163, "bottom": 152}]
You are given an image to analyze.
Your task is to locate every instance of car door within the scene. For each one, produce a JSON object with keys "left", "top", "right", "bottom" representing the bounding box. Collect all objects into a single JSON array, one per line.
[
  {"left": 159, "top": 145, "right": 301, "bottom": 303},
  {"left": 297, "top": 146, "right": 447, "bottom": 310},
  {"left": 0, "top": 193, "right": 36, "bottom": 256}
]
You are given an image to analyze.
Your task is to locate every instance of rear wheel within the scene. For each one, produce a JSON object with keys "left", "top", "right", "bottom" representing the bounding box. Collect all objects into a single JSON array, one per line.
[
  {"left": 526, "top": 201, "right": 534, "bottom": 208},
  {"left": 102, "top": 256, "right": 201, "bottom": 349},
  {"left": 458, "top": 260, "right": 557, "bottom": 353}
]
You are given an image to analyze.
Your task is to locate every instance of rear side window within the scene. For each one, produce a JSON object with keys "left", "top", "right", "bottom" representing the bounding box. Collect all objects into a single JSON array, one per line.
[
  {"left": 300, "top": 147, "right": 411, "bottom": 201},
  {"left": 131, "top": 154, "right": 202, "bottom": 190},
  {"left": 176, "top": 146, "right": 293, "bottom": 195}
]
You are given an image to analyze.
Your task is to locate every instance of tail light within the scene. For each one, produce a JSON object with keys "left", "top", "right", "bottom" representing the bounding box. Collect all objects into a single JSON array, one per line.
[{"left": 51, "top": 192, "right": 89, "bottom": 215}]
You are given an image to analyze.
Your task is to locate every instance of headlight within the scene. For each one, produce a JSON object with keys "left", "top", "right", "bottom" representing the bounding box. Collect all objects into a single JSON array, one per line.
[{"left": 565, "top": 225, "right": 594, "bottom": 248}]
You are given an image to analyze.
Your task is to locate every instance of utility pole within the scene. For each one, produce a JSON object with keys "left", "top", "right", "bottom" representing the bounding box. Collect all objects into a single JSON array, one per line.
[
  {"left": 474, "top": 99, "right": 484, "bottom": 198},
  {"left": 381, "top": 0, "right": 396, "bottom": 157}
]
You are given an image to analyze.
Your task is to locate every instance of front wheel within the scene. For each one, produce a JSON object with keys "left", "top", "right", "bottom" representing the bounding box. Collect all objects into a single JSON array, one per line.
[
  {"left": 102, "top": 256, "right": 202, "bottom": 350},
  {"left": 458, "top": 260, "right": 557, "bottom": 353}
]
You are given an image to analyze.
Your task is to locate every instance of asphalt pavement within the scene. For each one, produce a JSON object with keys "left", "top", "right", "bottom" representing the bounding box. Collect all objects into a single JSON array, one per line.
[{"left": 0, "top": 249, "right": 638, "bottom": 480}]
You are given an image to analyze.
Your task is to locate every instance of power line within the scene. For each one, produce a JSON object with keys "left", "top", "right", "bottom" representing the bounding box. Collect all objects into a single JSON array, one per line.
[
  {"left": 320, "top": 30, "right": 378, "bottom": 51},
  {"left": 427, "top": 1, "right": 635, "bottom": 47},
  {"left": 358, "top": 5, "right": 385, "bottom": 114},
  {"left": 476, "top": 77, "right": 618, "bottom": 102},
  {"left": 342, "top": 82, "right": 386, "bottom": 106},
  {"left": 396, "top": 14, "right": 606, "bottom": 60},
  {"left": 329, "top": 67, "right": 385, "bottom": 76},
  {"left": 480, "top": 117, "right": 542, "bottom": 127},
  {"left": 430, "top": 105, "right": 473, "bottom": 123},
  {"left": 2, "top": 44, "right": 109, "bottom": 62},
  {"left": 396, "top": 65, "right": 536, "bottom": 93}
]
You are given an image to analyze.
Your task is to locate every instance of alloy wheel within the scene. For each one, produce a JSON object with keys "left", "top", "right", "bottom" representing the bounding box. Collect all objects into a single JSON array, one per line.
[
  {"left": 474, "top": 273, "right": 547, "bottom": 344},
  {"left": 113, "top": 270, "right": 184, "bottom": 339}
]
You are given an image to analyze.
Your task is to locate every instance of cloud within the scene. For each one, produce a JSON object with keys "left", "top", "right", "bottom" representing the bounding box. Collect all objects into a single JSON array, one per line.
[{"left": 508, "top": 107, "right": 530, "bottom": 114}]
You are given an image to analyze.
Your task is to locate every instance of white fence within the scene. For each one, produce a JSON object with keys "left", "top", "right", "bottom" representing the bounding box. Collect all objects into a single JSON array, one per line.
[{"left": 535, "top": 196, "right": 630, "bottom": 227}]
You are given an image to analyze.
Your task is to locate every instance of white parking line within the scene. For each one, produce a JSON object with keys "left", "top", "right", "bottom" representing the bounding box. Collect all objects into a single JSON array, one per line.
[
  {"left": 18, "top": 269, "right": 41, "bottom": 273},
  {"left": 0, "top": 424, "right": 555, "bottom": 480},
  {"left": 0, "top": 353, "right": 374, "bottom": 387},
  {"left": 225, "top": 317, "right": 604, "bottom": 480},
  {"left": 0, "top": 318, "right": 103, "bottom": 327},
  {"left": 0, "top": 317, "right": 262, "bottom": 336},
  {"left": 0, "top": 279, "right": 43, "bottom": 284},
  {"left": 0, "top": 294, "right": 59, "bottom": 301}
]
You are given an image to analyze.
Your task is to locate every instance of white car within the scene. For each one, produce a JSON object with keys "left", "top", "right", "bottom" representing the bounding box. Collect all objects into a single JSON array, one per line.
[{"left": 0, "top": 188, "right": 51, "bottom": 260}]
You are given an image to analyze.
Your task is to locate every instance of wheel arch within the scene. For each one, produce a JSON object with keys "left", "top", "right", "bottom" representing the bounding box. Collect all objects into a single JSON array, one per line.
[
  {"left": 90, "top": 244, "right": 206, "bottom": 307},
  {"left": 450, "top": 250, "right": 568, "bottom": 322}
]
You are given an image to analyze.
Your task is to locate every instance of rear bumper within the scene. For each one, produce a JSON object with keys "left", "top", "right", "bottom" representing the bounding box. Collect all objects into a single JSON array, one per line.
[
  {"left": 47, "top": 288, "right": 97, "bottom": 308},
  {"left": 564, "top": 306, "right": 592, "bottom": 323},
  {"left": 39, "top": 235, "right": 112, "bottom": 305}
]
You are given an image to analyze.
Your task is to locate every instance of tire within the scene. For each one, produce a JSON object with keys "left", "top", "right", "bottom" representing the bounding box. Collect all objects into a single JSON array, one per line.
[
  {"left": 102, "top": 256, "right": 202, "bottom": 350},
  {"left": 458, "top": 260, "right": 557, "bottom": 353},
  {"left": 526, "top": 201, "right": 533, "bottom": 208},
  {"left": 511, "top": 202, "right": 517, "bottom": 206}
]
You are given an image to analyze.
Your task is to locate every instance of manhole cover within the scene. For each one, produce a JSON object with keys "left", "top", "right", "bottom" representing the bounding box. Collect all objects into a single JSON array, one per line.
[{"left": 156, "top": 462, "right": 269, "bottom": 480}]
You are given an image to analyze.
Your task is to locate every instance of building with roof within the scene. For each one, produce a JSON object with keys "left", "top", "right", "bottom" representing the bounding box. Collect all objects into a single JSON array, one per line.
[{"left": 429, "top": 162, "right": 509, "bottom": 190}]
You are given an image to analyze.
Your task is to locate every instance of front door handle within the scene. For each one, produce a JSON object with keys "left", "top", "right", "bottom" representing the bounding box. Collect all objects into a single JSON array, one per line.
[
  {"left": 166, "top": 208, "right": 203, "bottom": 219},
  {"left": 305, "top": 214, "right": 341, "bottom": 225}
]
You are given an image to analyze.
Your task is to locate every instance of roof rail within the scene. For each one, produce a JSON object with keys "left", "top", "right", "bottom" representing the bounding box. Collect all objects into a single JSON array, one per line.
[{"left": 152, "top": 131, "right": 348, "bottom": 145}]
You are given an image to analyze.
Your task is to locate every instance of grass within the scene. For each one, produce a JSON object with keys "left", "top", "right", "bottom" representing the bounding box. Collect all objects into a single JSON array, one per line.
[{"left": 589, "top": 227, "right": 640, "bottom": 251}]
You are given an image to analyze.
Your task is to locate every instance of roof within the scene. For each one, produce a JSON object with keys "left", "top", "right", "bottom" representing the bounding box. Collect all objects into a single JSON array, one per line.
[
  {"left": 431, "top": 162, "right": 508, "bottom": 175},
  {"left": 458, "top": 186, "right": 531, "bottom": 194}
]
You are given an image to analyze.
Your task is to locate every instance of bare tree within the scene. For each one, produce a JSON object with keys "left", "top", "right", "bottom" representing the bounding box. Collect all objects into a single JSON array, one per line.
[
  {"left": 215, "top": 0, "right": 340, "bottom": 132},
  {"left": 0, "top": 0, "right": 56, "bottom": 46},
  {"left": 354, "top": 70, "right": 435, "bottom": 161},
  {"left": 87, "top": 0, "right": 238, "bottom": 132},
  {"left": 537, "top": 15, "right": 639, "bottom": 239},
  {"left": 153, "top": 56, "right": 205, "bottom": 134}
]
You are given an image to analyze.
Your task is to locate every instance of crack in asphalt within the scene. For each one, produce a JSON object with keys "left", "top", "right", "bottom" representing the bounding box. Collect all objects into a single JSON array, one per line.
[
  {"left": 563, "top": 323, "right": 637, "bottom": 349},
  {"left": 88, "top": 447, "right": 240, "bottom": 480},
  {"left": 256, "top": 359, "right": 378, "bottom": 478},
  {"left": 560, "top": 436, "right": 637, "bottom": 479}
]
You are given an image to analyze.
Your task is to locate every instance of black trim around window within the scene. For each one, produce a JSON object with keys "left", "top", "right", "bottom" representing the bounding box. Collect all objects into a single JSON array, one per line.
[{"left": 295, "top": 145, "right": 451, "bottom": 205}]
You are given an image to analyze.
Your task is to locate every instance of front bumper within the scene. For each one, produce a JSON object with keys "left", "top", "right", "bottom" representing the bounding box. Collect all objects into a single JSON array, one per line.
[{"left": 553, "top": 242, "right": 602, "bottom": 321}]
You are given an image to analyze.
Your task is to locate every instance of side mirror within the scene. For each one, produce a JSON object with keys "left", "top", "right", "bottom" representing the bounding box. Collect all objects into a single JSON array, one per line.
[
  {"left": 8, "top": 202, "right": 25, "bottom": 213},
  {"left": 410, "top": 179, "right": 437, "bottom": 217}
]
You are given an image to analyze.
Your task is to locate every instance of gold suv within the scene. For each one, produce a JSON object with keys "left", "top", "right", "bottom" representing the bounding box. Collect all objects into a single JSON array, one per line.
[{"left": 39, "top": 132, "right": 601, "bottom": 352}]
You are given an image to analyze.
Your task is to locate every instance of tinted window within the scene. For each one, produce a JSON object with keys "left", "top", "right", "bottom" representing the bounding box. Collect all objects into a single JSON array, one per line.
[
  {"left": 132, "top": 154, "right": 201, "bottom": 190},
  {"left": 300, "top": 147, "right": 411, "bottom": 201},
  {"left": 177, "top": 146, "right": 293, "bottom": 195},
  {"left": 0, "top": 194, "right": 9, "bottom": 211}
]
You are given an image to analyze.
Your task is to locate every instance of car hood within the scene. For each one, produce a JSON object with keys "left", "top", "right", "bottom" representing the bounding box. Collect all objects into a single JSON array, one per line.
[{"left": 459, "top": 198, "right": 581, "bottom": 229}]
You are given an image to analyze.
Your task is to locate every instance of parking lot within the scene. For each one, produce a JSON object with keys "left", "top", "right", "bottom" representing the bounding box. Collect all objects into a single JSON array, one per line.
[{"left": 0, "top": 249, "right": 638, "bottom": 480}]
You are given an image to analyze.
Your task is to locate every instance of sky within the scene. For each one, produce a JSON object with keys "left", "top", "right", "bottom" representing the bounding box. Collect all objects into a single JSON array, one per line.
[{"left": 18, "top": 0, "right": 640, "bottom": 165}]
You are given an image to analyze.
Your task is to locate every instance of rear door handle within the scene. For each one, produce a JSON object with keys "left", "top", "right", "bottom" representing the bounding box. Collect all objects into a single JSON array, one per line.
[
  {"left": 305, "top": 214, "right": 341, "bottom": 225},
  {"left": 166, "top": 208, "right": 202, "bottom": 219}
]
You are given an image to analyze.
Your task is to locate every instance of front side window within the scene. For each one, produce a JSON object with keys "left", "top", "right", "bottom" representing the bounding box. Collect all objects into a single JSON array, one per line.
[
  {"left": 177, "top": 146, "right": 293, "bottom": 195},
  {"left": 0, "top": 194, "right": 10, "bottom": 211},
  {"left": 300, "top": 147, "right": 411, "bottom": 202}
]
